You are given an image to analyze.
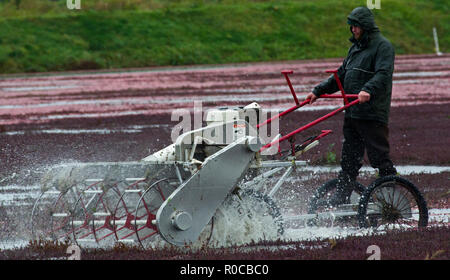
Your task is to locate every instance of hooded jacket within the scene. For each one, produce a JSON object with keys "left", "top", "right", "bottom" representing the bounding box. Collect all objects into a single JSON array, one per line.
[{"left": 313, "top": 7, "right": 395, "bottom": 124}]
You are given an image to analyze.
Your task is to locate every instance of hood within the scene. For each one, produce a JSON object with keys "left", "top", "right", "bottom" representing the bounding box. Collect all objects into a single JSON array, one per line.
[{"left": 347, "top": 6, "right": 379, "bottom": 33}]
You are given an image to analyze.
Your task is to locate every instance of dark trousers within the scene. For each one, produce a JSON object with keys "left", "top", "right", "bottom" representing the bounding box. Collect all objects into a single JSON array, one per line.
[{"left": 340, "top": 118, "right": 397, "bottom": 181}]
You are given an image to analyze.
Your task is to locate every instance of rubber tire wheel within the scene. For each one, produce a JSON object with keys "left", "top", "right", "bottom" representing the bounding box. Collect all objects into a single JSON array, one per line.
[
  {"left": 357, "top": 175, "right": 428, "bottom": 228},
  {"left": 308, "top": 178, "right": 366, "bottom": 214}
]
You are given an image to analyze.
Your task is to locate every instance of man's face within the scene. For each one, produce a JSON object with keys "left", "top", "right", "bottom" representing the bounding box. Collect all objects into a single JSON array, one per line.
[{"left": 351, "top": 25, "right": 363, "bottom": 40}]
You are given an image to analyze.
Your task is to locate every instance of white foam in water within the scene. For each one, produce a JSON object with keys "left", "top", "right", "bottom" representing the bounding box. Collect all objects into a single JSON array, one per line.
[
  {"left": 301, "top": 165, "right": 450, "bottom": 175},
  {"left": 283, "top": 226, "right": 375, "bottom": 243},
  {"left": 0, "top": 185, "right": 40, "bottom": 191},
  {"left": 0, "top": 186, "right": 41, "bottom": 207},
  {"left": 206, "top": 201, "right": 281, "bottom": 248},
  {"left": 0, "top": 240, "right": 30, "bottom": 250}
]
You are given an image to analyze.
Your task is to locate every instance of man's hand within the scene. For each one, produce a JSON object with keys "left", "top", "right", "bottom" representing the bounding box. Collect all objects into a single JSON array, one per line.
[
  {"left": 358, "top": 91, "right": 371, "bottom": 103},
  {"left": 305, "top": 93, "right": 318, "bottom": 104}
]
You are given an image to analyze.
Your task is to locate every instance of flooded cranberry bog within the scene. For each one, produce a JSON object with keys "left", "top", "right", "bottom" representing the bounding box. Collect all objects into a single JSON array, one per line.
[{"left": 0, "top": 54, "right": 449, "bottom": 260}]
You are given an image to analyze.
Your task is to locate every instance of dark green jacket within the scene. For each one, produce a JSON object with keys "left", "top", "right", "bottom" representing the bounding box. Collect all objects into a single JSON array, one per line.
[{"left": 313, "top": 7, "right": 395, "bottom": 124}]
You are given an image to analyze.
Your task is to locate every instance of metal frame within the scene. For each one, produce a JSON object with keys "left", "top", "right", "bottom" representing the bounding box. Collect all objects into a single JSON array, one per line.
[
  {"left": 241, "top": 69, "right": 359, "bottom": 200},
  {"left": 31, "top": 69, "right": 371, "bottom": 247},
  {"left": 258, "top": 69, "right": 359, "bottom": 153}
]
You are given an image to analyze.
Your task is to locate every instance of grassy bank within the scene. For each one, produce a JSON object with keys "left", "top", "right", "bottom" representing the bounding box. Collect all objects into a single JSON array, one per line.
[{"left": 0, "top": 0, "right": 448, "bottom": 73}]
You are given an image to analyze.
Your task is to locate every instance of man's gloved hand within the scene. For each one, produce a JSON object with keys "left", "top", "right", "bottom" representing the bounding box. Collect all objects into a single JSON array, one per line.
[{"left": 358, "top": 91, "right": 371, "bottom": 103}]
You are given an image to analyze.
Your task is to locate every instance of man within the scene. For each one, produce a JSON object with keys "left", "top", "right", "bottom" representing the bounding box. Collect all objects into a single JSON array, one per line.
[{"left": 305, "top": 6, "right": 397, "bottom": 206}]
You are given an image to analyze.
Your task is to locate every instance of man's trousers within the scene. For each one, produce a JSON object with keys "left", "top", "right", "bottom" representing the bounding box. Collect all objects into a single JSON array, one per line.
[{"left": 340, "top": 117, "right": 397, "bottom": 181}]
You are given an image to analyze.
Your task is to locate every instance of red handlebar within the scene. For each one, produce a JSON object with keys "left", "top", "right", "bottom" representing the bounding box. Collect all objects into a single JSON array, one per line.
[
  {"left": 326, "top": 69, "right": 348, "bottom": 104},
  {"left": 258, "top": 70, "right": 359, "bottom": 153}
]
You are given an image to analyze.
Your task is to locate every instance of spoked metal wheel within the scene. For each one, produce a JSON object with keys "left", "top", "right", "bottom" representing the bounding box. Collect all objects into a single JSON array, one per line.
[
  {"left": 88, "top": 185, "right": 123, "bottom": 246},
  {"left": 70, "top": 179, "right": 150, "bottom": 247},
  {"left": 134, "top": 178, "right": 179, "bottom": 249},
  {"left": 70, "top": 180, "right": 113, "bottom": 247},
  {"left": 31, "top": 189, "right": 62, "bottom": 241},
  {"left": 202, "top": 189, "right": 284, "bottom": 248},
  {"left": 306, "top": 179, "right": 366, "bottom": 227},
  {"left": 308, "top": 178, "right": 366, "bottom": 213},
  {"left": 358, "top": 175, "right": 428, "bottom": 229},
  {"left": 31, "top": 185, "right": 83, "bottom": 243},
  {"left": 111, "top": 179, "right": 150, "bottom": 245}
]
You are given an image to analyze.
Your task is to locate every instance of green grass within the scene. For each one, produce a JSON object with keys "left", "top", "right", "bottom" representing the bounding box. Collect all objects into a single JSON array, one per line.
[{"left": 0, "top": 0, "right": 448, "bottom": 74}]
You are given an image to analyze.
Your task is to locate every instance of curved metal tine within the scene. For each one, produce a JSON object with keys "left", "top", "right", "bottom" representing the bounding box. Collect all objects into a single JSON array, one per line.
[
  {"left": 90, "top": 185, "right": 122, "bottom": 244},
  {"left": 49, "top": 193, "right": 70, "bottom": 241},
  {"left": 30, "top": 190, "right": 50, "bottom": 240},
  {"left": 48, "top": 185, "right": 84, "bottom": 242},
  {"left": 70, "top": 181, "right": 103, "bottom": 245},
  {"left": 113, "top": 194, "right": 135, "bottom": 241},
  {"left": 134, "top": 186, "right": 161, "bottom": 246},
  {"left": 112, "top": 179, "right": 147, "bottom": 243},
  {"left": 131, "top": 170, "right": 172, "bottom": 240},
  {"left": 135, "top": 178, "right": 173, "bottom": 248},
  {"left": 112, "top": 166, "right": 172, "bottom": 244}
]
